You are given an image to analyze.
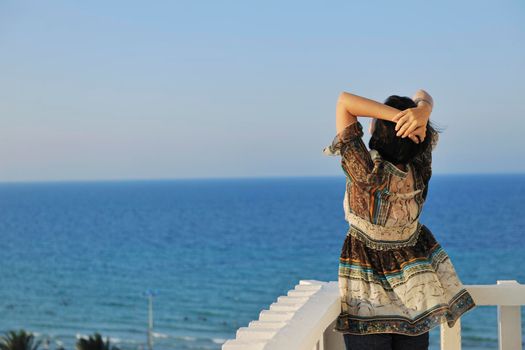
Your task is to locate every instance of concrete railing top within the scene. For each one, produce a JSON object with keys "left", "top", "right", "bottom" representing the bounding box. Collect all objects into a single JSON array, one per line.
[{"left": 222, "top": 279, "right": 525, "bottom": 350}]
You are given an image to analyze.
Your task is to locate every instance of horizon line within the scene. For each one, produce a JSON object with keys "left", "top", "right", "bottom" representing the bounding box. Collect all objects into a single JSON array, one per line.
[{"left": 1, "top": 172, "right": 524, "bottom": 185}]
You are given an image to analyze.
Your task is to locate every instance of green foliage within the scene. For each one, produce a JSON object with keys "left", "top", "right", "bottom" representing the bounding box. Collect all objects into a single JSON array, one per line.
[
  {"left": 0, "top": 330, "right": 41, "bottom": 350},
  {"left": 76, "top": 333, "right": 119, "bottom": 350},
  {"left": 0, "top": 330, "right": 121, "bottom": 350}
]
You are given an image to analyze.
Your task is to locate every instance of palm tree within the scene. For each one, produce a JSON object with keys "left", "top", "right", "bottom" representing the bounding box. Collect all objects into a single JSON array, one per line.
[
  {"left": 0, "top": 330, "right": 41, "bottom": 350},
  {"left": 76, "top": 333, "right": 119, "bottom": 350}
]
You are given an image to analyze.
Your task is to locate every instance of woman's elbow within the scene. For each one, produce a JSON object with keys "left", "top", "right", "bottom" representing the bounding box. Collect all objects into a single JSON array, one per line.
[{"left": 337, "top": 91, "right": 349, "bottom": 103}]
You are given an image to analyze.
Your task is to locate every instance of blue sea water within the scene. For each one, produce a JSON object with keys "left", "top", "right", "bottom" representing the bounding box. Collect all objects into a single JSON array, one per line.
[{"left": 0, "top": 174, "right": 524, "bottom": 350}]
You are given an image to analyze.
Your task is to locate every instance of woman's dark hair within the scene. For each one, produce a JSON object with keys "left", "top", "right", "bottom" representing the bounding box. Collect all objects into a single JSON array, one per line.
[{"left": 369, "top": 95, "right": 441, "bottom": 165}]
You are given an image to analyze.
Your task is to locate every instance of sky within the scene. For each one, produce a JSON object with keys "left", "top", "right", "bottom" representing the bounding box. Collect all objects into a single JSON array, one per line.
[{"left": 0, "top": 0, "right": 524, "bottom": 182}]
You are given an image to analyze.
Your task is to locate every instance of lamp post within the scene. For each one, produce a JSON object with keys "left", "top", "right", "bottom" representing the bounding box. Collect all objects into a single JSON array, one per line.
[{"left": 142, "top": 289, "right": 158, "bottom": 350}]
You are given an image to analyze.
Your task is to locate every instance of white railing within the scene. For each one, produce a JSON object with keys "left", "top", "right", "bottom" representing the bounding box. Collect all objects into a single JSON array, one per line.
[{"left": 221, "top": 279, "right": 525, "bottom": 350}]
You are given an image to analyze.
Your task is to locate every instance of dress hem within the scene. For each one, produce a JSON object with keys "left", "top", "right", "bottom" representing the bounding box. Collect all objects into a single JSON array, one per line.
[{"left": 332, "top": 288, "right": 477, "bottom": 336}]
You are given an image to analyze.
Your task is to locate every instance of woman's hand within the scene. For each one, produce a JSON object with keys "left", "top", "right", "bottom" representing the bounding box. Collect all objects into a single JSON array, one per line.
[
  {"left": 392, "top": 103, "right": 431, "bottom": 141},
  {"left": 408, "top": 125, "right": 427, "bottom": 144}
]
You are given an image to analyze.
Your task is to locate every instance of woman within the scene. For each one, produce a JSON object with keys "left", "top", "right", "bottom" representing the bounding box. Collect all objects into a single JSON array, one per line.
[{"left": 322, "top": 89, "right": 477, "bottom": 350}]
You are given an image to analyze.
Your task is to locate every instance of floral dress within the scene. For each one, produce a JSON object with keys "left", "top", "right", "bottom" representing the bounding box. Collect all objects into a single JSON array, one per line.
[{"left": 322, "top": 120, "right": 477, "bottom": 336}]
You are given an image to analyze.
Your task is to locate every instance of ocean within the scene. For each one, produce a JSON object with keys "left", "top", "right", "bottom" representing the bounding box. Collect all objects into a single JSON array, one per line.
[{"left": 0, "top": 174, "right": 524, "bottom": 350}]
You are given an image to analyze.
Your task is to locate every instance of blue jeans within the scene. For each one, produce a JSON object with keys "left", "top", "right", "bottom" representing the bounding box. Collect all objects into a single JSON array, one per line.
[{"left": 343, "top": 331, "right": 429, "bottom": 350}]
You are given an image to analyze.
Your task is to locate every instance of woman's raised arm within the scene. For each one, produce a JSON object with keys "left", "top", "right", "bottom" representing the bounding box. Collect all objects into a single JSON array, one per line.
[
  {"left": 412, "top": 89, "right": 434, "bottom": 111},
  {"left": 335, "top": 91, "right": 401, "bottom": 135}
]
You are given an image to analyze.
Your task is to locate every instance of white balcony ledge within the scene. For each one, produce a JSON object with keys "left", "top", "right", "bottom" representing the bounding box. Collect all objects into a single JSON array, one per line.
[{"left": 222, "top": 279, "right": 525, "bottom": 350}]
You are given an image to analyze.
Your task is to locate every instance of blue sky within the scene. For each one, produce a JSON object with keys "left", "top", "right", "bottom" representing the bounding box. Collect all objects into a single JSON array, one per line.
[{"left": 1, "top": 0, "right": 524, "bottom": 182}]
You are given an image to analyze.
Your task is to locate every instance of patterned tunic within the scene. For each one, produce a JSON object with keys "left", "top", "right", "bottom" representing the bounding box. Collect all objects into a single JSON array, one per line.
[{"left": 322, "top": 120, "right": 477, "bottom": 336}]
